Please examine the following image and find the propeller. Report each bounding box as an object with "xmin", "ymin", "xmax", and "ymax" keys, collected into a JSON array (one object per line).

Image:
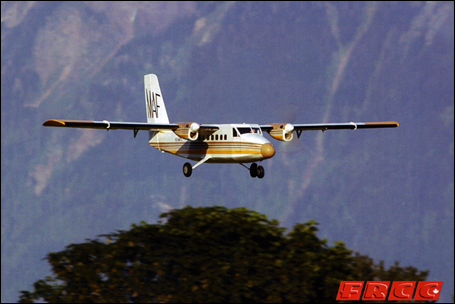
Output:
[{"xmin": 276, "ymin": 102, "xmax": 305, "ymax": 155}]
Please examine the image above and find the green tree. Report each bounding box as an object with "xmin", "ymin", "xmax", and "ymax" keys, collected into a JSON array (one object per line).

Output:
[{"xmin": 19, "ymin": 206, "xmax": 428, "ymax": 303}]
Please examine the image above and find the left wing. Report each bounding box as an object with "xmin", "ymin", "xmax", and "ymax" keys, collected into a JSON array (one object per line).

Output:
[
  {"xmin": 293, "ymin": 121, "xmax": 399, "ymax": 131},
  {"xmin": 260, "ymin": 121, "xmax": 399, "ymax": 132},
  {"xmin": 260, "ymin": 121, "xmax": 399, "ymax": 140}
]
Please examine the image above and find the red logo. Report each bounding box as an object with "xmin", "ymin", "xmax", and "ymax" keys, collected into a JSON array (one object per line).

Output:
[
  {"xmin": 362, "ymin": 281, "xmax": 390, "ymax": 301},
  {"xmin": 388, "ymin": 281, "xmax": 416, "ymax": 300},
  {"xmin": 336, "ymin": 281, "xmax": 364, "ymax": 301},
  {"xmin": 414, "ymin": 281, "xmax": 443, "ymax": 301},
  {"xmin": 336, "ymin": 281, "xmax": 443, "ymax": 301}
]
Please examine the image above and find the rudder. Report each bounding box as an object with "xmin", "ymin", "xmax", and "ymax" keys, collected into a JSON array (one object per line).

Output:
[{"xmin": 144, "ymin": 74, "xmax": 170, "ymax": 124}]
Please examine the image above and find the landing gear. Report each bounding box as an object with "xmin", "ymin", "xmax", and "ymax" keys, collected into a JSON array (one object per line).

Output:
[
  {"xmin": 182, "ymin": 156, "xmax": 212, "ymax": 177},
  {"xmin": 250, "ymin": 163, "xmax": 258, "ymax": 178},
  {"xmin": 249, "ymin": 163, "xmax": 264, "ymax": 179},
  {"xmin": 183, "ymin": 162, "xmax": 192, "ymax": 177},
  {"xmin": 184, "ymin": 160, "xmax": 265, "ymax": 178},
  {"xmin": 257, "ymin": 165, "xmax": 265, "ymax": 179}
]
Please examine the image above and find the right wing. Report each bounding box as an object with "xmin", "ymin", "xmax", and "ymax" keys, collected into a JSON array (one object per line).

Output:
[
  {"xmin": 43, "ymin": 119, "xmax": 178, "ymax": 131},
  {"xmin": 43, "ymin": 119, "xmax": 219, "ymax": 137},
  {"xmin": 43, "ymin": 119, "xmax": 178, "ymax": 138}
]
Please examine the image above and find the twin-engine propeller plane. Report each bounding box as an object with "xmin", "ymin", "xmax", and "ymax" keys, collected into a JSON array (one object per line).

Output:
[{"xmin": 43, "ymin": 74, "xmax": 398, "ymax": 178}]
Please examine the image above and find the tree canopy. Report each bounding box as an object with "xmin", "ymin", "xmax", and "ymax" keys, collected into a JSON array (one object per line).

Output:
[{"xmin": 19, "ymin": 206, "xmax": 429, "ymax": 303}]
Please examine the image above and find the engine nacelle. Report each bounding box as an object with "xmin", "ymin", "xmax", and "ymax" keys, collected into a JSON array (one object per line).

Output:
[
  {"xmin": 174, "ymin": 122, "xmax": 200, "ymax": 141},
  {"xmin": 268, "ymin": 123, "xmax": 294, "ymax": 141}
]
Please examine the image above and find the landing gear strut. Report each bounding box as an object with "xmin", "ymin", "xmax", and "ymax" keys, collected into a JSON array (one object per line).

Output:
[
  {"xmin": 249, "ymin": 163, "xmax": 264, "ymax": 179},
  {"xmin": 182, "ymin": 156, "xmax": 212, "ymax": 177}
]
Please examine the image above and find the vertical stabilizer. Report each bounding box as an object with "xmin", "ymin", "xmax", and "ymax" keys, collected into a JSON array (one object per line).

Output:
[{"xmin": 144, "ymin": 74, "xmax": 170, "ymax": 124}]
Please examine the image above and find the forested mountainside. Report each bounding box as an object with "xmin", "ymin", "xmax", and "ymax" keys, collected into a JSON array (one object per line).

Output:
[{"xmin": 1, "ymin": 2, "xmax": 453, "ymax": 302}]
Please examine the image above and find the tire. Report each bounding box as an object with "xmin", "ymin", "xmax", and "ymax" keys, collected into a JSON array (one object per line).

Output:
[
  {"xmin": 257, "ymin": 165, "xmax": 265, "ymax": 179},
  {"xmin": 250, "ymin": 163, "xmax": 258, "ymax": 178},
  {"xmin": 183, "ymin": 163, "xmax": 192, "ymax": 177}
]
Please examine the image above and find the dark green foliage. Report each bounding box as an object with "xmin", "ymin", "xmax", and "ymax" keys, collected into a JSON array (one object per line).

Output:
[{"xmin": 19, "ymin": 206, "xmax": 428, "ymax": 303}]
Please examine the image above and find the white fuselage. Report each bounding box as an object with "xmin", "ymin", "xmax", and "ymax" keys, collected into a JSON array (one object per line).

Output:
[{"xmin": 149, "ymin": 124, "xmax": 275, "ymax": 163}]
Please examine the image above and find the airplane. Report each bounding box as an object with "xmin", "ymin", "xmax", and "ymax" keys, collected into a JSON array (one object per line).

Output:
[{"xmin": 43, "ymin": 74, "xmax": 399, "ymax": 178}]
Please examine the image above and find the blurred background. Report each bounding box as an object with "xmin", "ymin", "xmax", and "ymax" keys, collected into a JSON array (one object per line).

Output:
[{"xmin": 1, "ymin": 1, "xmax": 453, "ymax": 302}]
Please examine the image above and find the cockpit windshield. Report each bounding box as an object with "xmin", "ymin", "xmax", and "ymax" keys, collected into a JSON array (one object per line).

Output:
[
  {"xmin": 236, "ymin": 126, "xmax": 262, "ymax": 135},
  {"xmin": 252, "ymin": 127, "xmax": 261, "ymax": 134},
  {"xmin": 237, "ymin": 127, "xmax": 252, "ymax": 134}
]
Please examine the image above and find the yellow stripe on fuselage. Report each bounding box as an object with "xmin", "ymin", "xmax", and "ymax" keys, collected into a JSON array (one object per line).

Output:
[
  {"xmin": 149, "ymin": 141, "xmax": 262, "ymax": 156},
  {"xmin": 166, "ymin": 149, "xmax": 261, "ymax": 155}
]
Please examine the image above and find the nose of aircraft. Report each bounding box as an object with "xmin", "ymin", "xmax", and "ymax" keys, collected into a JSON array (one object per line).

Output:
[{"xmin": 261, "ymin": 143, "xmax": 275, "ymax": 158}]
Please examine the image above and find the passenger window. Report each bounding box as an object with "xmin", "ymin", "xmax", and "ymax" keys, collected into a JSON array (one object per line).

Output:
[
  {"xmin": 224, "ymin": 134, "xmax": 227, "ymax": 140},
  {"xmin": 215, "ymin": 134, "xmax": 218, "ymax": 140}
]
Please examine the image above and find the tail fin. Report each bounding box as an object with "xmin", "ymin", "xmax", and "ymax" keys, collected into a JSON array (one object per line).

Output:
[{"xmin": 144, "ymin": 74, "xmax": 170, "ymax": 124}]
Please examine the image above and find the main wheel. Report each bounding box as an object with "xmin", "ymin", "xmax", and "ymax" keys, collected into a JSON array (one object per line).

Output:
[
  {"xmin": 257, "ymin": 165, "xmax": 265, "ymax": 179},
  {"xmin": 183, "ymin": 162, "xmax": 192, "ymax": 177},
  {"xmin": 250, "ymin": 163, "xmax": 258, "ymax": 178}
]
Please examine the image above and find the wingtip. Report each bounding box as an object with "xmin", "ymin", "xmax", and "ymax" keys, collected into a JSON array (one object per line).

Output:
[
  {"xmin": 364, "ymin": 121, "xmax": 400, "ymax": 128},
  {"xmin": 387, "ymin": 121, "xmax": 399, "ymax": 127},
  {"xmin": 43, "ymin": 119, "xmax": 65, "ymax": 127}
]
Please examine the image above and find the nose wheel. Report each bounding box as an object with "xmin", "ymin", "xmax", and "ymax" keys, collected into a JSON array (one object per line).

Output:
[{"xmin": 249, "ymin": 163, "xmax": 264, "ymax": 179}]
